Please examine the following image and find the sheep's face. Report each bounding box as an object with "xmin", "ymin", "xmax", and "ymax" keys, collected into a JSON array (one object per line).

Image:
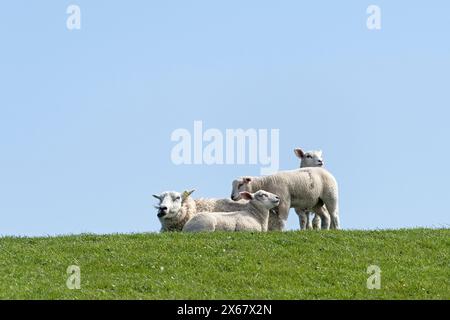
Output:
[
  {"xmin": 230, "ymin": 177, "xmax": 252, "ymax": 201},
  {"xmin": 294, "ymin": 148, "xmax": 324, "ymax": 168},
  {"xmin": 152, "ymin": 190, "xmax": 194, "ymax": 219},
  {"xmin": 153, "ymin": 191, "xmax": 183, "ymax": 219},
  {"xmin": 240, "ymin": 190, "xmax": 280, "ymax": 209}
]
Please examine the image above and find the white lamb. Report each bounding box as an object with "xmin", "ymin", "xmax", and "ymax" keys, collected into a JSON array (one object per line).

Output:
[
  {"xmin": 295, "ymin": 148, "xmax": 324, "ymax": 168},
  {"xmin": 153, "ymin": 190, "xmax": 251, "ymax": 232},
  {"xmin": 183, "ymin": 190, "xmax": 280, "ymax": 232},
  {"xmin": 230, "ymin": 167, "xmax": 340, "ymax": 231},
  {"xmin": 293, "ymin": 148, "xmax": 329, "ymax": 230}
]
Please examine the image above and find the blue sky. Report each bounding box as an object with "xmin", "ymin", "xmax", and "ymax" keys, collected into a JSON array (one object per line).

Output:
[{"xmin": 0, "ymin": 1, "xmax": 449, "ymax": 236}]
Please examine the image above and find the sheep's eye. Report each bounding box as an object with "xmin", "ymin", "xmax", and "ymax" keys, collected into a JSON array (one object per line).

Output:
[
  {"xmin": 261, "ymin": 194, "xmax": 268, "ymax": 198},
  {"xmin": 175, "ymin": 196, "xmax": 181, "ymax": 201},
  {"xmin": 306, "ymin": 155, "xmax": 312, "ymax": 158}
]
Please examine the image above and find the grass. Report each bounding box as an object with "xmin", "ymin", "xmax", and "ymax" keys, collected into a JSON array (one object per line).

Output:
[{"xmin": 0, "ymin": 228, "xmax": 449, "ymax": 299}]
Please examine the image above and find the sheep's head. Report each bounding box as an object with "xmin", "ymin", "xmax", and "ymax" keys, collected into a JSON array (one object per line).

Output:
[
  {"xmin": 152, "ymin": 190, "xmax": 195, "ymax": 219},
  {"xmin": 294, "ymin": 148, "xmax": 324, "ymax": 168},
  {"xmin": 230, "ymin": 177, "xmax": 252, "ymax": 201},
  {"xmin": 240, "ymin": 190, "xmax": 280, "ymax": 210}
]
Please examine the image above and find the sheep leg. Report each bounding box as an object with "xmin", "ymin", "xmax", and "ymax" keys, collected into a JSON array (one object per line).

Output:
[
  {"xmin": 306, "ymin": 211, "xmax": 314, "ymax": 230},
  {"xmin": 312, "ymin": 205, "xmax": 330, "ymax": 230},
  {"xmin": 268, "ymin": 208, "xmax": 282, "ymax": 231},
  {"xmin": 323, "ymin": 200, "xmax": 340, "ymax": 230},
  {"xmin": 268, "ymin": 214, "xmax": 285, "ymax": 231},
  {"xmin": 305, "ymin": 212, "xmax": 314, "ymax": 229},
  {"xmin": 319, "ymin": 206, "xmax": 330, "ymax": 229},
  {"xmin": 273, "ymin": 200, "xmax": 290, "ymax": 231},
  {"xmin": 312, "ymin": 213, "xmax": 322, "ymax": 230},
  {"xmin": 294, "ymin": 208, "xmax": 308, "ymax": 230}
]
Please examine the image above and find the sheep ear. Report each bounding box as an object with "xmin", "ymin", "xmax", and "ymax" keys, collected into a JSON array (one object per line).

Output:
[
  {"xmin": 182, "ymin": 189, "xmax": 195, "ymax": 201},
  {"xmin": 240, "ymin": 191, "xmax": 253, "ymax": 200},
  {"xmin": 243, "ymin": 177, "xmax": 252, "ymax": 184},
  {"xmin": 152, "ymin": 194, "xmax": 161, "ymax": 200},
  {"xmin": 294, "ymin": 148, "xmax": 305, "ymax": 159}
]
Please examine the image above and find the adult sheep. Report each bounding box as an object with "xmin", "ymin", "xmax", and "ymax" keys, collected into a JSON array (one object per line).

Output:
[
  {"xmin": 153, "ymin": 190, "xmax": 250, "ymax": 232},
  {"xmin": 153, "ymin": 190, "xmax": 197, "ymax": 232},
  {"xmin": 183, "ymin": 190, "xmax": 280, "ymax": 233},
  {"xmin": 230, "ymin": 167, "xmax": 340, "ymax": 231}
]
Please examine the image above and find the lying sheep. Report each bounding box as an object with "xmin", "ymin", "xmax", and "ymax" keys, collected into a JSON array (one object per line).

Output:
[
  {"xmin": 183, "ymin": 190, "xmax": 280, "ymax": 232},
  {"xmin": 231, "ymin": 167, "xmax": 340, "ymax": 231},
  {"xmin": 294, "ymin": 148, "xmax": 329, "ymax": 230},
  {"xmin": 153, "ymin": 190, "xmax": 252, "ymax": 232},
  {"xmin": 153, "ymin": 190, "xmax": 197, "ymax": 232},
  {"xmin": 194, "ymin": 197, "xmax": 250, "ymax": 213}
]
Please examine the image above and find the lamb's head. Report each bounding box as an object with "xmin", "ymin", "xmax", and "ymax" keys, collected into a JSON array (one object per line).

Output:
[
  {"xmin": 230, "ymin": 177, "xmax": 253, "ymax": 201},
  {"xmin": 240, "ymin": 190, "xmax": 280, "ymax": 210},
  {"xmin": 294, "ymin": 148, "xmax": 324, "ymax": 168},
  {"xmin": 152, "ymin": 190, "xmax": 195, "ymax": 220}
]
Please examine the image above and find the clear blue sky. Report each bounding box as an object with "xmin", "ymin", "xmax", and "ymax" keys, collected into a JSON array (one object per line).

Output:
[{"xmin": 1, "ymin": 1, "xmax": 449, "ymax": 236}]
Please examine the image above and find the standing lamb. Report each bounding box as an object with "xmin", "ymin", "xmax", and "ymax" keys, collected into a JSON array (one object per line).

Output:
[
  {"xmin": 153, "ymin": 190, "xmax": 252, "ymax": 232},
  {"xmin": 295, "ymin": 148, "xmax": 324, "ymax": 168},
  {"xmin": 293, "ymin": 148, "xmax": 329, "ymax": 230},
  {"xmin": 183, "ymin": 190, "xmax": 280, "ymax": 232},
  {"xmin": 230, "ymin": 167, "xmax": 340, "ymax": 231}
]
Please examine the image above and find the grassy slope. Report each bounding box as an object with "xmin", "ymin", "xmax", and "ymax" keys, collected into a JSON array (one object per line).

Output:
[{"xmin": 0, "ymin": 229, "xmax": 449, "ymax": 299}]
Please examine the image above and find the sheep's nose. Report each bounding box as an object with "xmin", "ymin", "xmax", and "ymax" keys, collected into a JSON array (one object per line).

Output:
[{"xmin": 160, "ymin": 205, "xmax": 168, "ymax": 212}]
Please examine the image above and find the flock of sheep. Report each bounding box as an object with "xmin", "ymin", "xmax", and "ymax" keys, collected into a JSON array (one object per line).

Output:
[{"xmin": 153, "ymin": 148, "xmax": 340, "ymax": 233}]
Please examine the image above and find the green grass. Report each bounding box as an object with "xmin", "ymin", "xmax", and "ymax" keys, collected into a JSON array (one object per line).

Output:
[{"xmin": 0, "ymin": 229, "xmax": 449, "ymax": 299}]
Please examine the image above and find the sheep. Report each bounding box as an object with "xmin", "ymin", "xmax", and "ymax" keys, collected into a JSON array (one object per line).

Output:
[
  {"xmin": 230, "ymin": 167, "xmax": 340, "ymax": 231},
  {"xmin": 153, "ymin": 190, "xmax": 197, "ymax": 232},
  {"xmin": 293, "ymin": 148, "xmax": 329, "ymax": 230},
  {"xmin": 295, "ymin": 148, "xmax": 324, "ymax": 168},
  {"xmin": 183, "ymin": 190, "xmax": 280, "ymax": 232},
  {"xmin": 194, "ymin": 198, "xmax": 250, "ymax": 213},
  {"xmin": 153, "ymin": 190, "xmax": 252, "ymax": 232}
]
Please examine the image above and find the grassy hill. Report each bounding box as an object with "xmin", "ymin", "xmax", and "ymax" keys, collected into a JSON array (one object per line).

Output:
[{"xmin": 0, "ymin": 229, "xmax": 448, "ymax": 299}]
